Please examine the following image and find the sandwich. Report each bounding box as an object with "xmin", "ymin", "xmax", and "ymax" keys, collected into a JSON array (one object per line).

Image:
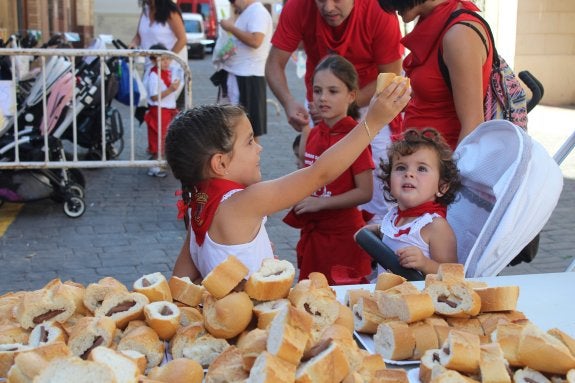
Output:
[
  {"xmin": 143, "ymin": 301, "xmax": 181, "ymax": 341},
  {"xmin": 245, "ymin": 258, "xmax": 295, "ymax": 301},
  {"xmin": 94, "ymin": 291, "xmax": 149, "ymax": 329},
  {"xmin": 133, "ymin": 272, "xmax": 173, "ymax": 303},
  {"xmin": 67, "ymin": 316, "xmax": 116, "ymax": 360}
]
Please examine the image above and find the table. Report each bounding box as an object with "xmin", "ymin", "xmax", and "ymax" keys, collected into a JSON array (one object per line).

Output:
[{"xmin": 332, "ymin": 272, "xmax": 575, "ymax": 350}]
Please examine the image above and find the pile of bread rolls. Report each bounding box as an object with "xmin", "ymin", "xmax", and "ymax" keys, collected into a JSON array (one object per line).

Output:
[
  {"xmin": 0, "ymin": 255, "xmax": 416, "ymax": 383},
  {"xmin": 347, "ymin": 263, "xmax": 575, "ymax": 383}
]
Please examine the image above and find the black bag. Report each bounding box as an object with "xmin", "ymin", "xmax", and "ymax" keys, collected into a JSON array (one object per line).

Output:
[{"xmin": 210, "ymin": 69, "xmax": 228, "ymax": 101}]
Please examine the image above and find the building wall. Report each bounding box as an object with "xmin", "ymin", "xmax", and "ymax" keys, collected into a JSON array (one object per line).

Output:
[
  {"xmin": 515, "ymin": 0, "xmax": 575, "ymax": 106},
  {"xmin": 93, "ymin": 0, "xmax": 139, "ymax": 45}
]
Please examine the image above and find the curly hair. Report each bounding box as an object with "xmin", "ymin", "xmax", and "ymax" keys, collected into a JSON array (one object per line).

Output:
[{"xmin": 378, "ymin": 128, "xmax": 461, "ymax": 206}]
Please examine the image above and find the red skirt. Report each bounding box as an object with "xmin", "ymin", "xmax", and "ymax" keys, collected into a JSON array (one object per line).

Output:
[{"xmin": 144, "ymin": 106, "xmax": 178, "ymax": 156}]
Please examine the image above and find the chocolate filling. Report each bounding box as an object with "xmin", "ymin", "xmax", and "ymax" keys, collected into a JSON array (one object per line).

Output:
[
  {"xmin": 438, "ymin": 295, "xmax": 459, "ymax": 308},
  {"xmin": 33, "ymin": 309, "xmax": 65, "ymax": 324},
  {"xmin": 80, "ymin": 336, "xmax": 104, "ymax": 359},
  {"xmin": 40, "ymin": 325, "xmax": 49, "ymax": 343},
  {"xmin": 304, "ymin": 303, "xmax": 321, "ymax": 316},
  {"xmin": 142, "ymin": 278, "xmax": 151, "ymax": 287},
  {"xmin": 160, "ymin": 305, "xmax": 173, "ymax": 316},
  {"xmin": 105, "ymin": 300, "xmax": 137, "ymax": 316}
]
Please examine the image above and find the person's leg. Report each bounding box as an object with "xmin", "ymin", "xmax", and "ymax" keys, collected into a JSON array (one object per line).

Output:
[{"xmin": 237, "ymin": 76, "xmax": 267, "ymax": 140}]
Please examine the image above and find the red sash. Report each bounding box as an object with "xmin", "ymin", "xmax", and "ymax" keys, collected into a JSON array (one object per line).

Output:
[
  {"xmin": 151, "ymin": 65, "xmax": 172, "ymax": 88},
  {"xmin": 396, "ymin": 201, "xmax": 447, "ymax": 225}
]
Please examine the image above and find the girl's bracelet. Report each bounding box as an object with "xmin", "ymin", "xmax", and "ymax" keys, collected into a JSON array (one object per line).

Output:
[{"xmin": 363, "ymin": 120, "xmax": 371, "ymax": 139}]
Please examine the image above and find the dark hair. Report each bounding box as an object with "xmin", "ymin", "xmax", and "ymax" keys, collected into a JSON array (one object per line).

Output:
[
  {"xmin": 379, "ymin": 128, "xmax": 461, "ymax": 206},
  {"xmin": 152, "ymin": 0, "xmax": 183, "ymax": 24},
  {"xmin": 312, "ymin": 55, "xmax": 360, "ymax": 120},
  {"xmin": 377, "ymin": 0, "xmax": 426, "ymax": 14},
  {"xmin": 149, "ymin": 43, "xmax": 168, "ymax": 60},
  {"xmin": 292, "ymin": 134, "xmax": 301, "ymax": 151},
  {"xmin": 166, "ymin": 104, "xmax": 245, "ymax": 191}
]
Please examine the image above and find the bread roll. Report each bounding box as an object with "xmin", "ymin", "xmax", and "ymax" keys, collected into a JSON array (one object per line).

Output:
[
  {"xmin": 143, "ymin": 301, "xmax": 181, "ymax": 340},
  {"xmin": 548, "ymin": 328, "xmax": 575, "ymax": 357},
  {"xmin": 133, "ymin": 272, "xmax": 172, "ymax": 303},
  {"xmin": 517, "ymin": 324, "xmax": 575, "ymax": 375},
  {"xmin": 119, "ymin": 349, "xmax": 147, "ymax": 374},
  {"xmin": 318, "ymin": 324, "xmax": 363, "ymax": 372},
  {"xmin": 334, "ymin": 302, "xmax": 355, "ymax": 334},
  {"xmin": 201, "ymin": 255, "xmax": 249, "ymax": 299},
  {"xmin": 48, "ymin": 279, "xmax": 90, "ymax": 316},
  {"xmin": 179, "ymin": 306, "xmax": 203, "ymax": 327},
  {"xmin": 353, "ymin": 296, "xmax": 384, "ymax": 334},
  {"xmin": 429, "ymin": 365, "xmax": 480, "ymax": 383},
  {"xmin": 513, "ymin": 367, "xmax": 551, "ymax": 383},
  {"xmin": 355, "ymin": 353, "xmax": 387, "ymax": 381},
  {"xmin": 67, "ymin": 316, "xmax": 116, "ymax": 360},
  {"xmin": 0, "ymin": 343, "xmax": 30, "ymax": 378},
  {"xmin": 0, "ymin": 323, "xmax": 30, "ymax": 345},
  {"xmin": 169, "ymin": 323, "xmax": 207, "ymax": 359},
  {"xmin": 88, "ymin": 346, "xmax": 139, "ymax": 383},
  {"xmin": 410, "ymin": 321, "xmax": 439, "ymax": 360},
  {"xmin": 116, "ymin": 325, "xmax": 165, "ymax": 369},
  {"xmin": 375, "ymin": 73, "xmax": 398, "ymax": 94},
  {"xmin": 168, "ymin": 276, "xmax": 203, "ymax": 307},
  {"xmin": 32, "ymin": 356, "xmax": 116, "ymax": 383},
  {"xmin": 419, "ymin": 349, "xmax": 443, "ymax": 383},
  {"xmin": 437, "ymin": 263, "xmax": 465, "ymax": 283},
  {"xmin": 253, "ymin": 299, "xmax": 290, "ymax": 330},
  {"xmin": 377, "ymin": 292, "xmax": 435, "ymax": 323},
  {"xmin": 289, "ymin": 285, "xmax": 340, "ymax": 333},
  {"xmin": 95, "ymin": 291, "xmax": 149, "ymax": 330},
  {"xmin": 83, "ymin": 276, "xmax": 129, "ymax": 313},
  {"xmin": 181, "ymin": 334, "xmax": 230, "ymax": 368},
  {"xmin": 373, "ymin": 321, "xmax": 416, "ymax": 361},
  {"xmin": 245, "ymin": 258, "xmax": 295, "ymax": 301},
  {"xmin": 147, "ymin": 357, "xmax": 204, "ymax": 383},
  {"xmin": 295, "ymin": 340, "xmax": 350, "ymax": 383},
  {"xmin": 7, "ymin": 344, "xmax": 64, "ymax": 383},
  {"xmin": 380, "ymin": 281, "xmax": 420, "ymax": 296},
  {"xmin": 445, "ymin": 317, "xmax": 485, "ymax": 337},
  {"xmin": 237, "ymin": 328, "xmax": 268, "ymax": 370},
  {"xmin": 15, "ymin": 283, "xmax": 76, "ymax": 329},
  {"xmin": 438, "ymin": 329, "xmax": 480, "ymax": 373},
  {"xmin": 479, "ymin": 343, "xmax": 512, "ymax": 383},
  {"xmin": 343, "ymin": 288, "xmax": 372, "ymax": 309},
  {"xmin": 247, "ymin": 350, "xmax": 296, "ymax": 383},
  {"xmin": 567, "ymin": 369, "xmax": 575, "ymax": 383},
  {"xmin": 495, "ymin": 322, "xmax": 526, "ymax": 367},
  {"xmin": 373, "ymin": 368, "xmax": 410, "ymax": 383},
  {"xmin": 204, "ymin": 346, "xmax": 249, "ymax": 383},
  {"xmin": 28, "ymin": 321, "xmax": 67, "ymax": 347},
  {"xmin": 375, "ymin": 273, "xmax": 407, "ymax": 291},
  {"xmin": 267, "ymin": 305, "xmax": 313, "ymax": 365},
  {"xmin": 475, "ymin": 285, "xmax": 519, "ymax": 312},
  {"xmin": 425, "ymin": 281, "xmax": 481, "ymax": 318},
  {"xmin": 203, "ymin": 291, "xmax": 253, "ymax": 339}
]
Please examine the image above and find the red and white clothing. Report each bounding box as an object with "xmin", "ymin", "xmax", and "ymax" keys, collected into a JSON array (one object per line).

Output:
[
  {"xmin": 378, "ymin": 206, "xmax": 441, "ymax": 274},
  {"xmin": 188, "ymin": 189, "xmax": 274, "ymax": 277},
  {"xmin": 144, "ymin": 66, "xmax": 178, "ymax": 155},
  {"xmin": 271, "ymin": 0, "xmax": 403, "ymax": 103},
  {"xmin": 283, "ymin": 117, "xmax": 374, "ymax": 285},
  {"xmin": 401, "ymin": 0, "xmax": 493, "ymax": 150}
]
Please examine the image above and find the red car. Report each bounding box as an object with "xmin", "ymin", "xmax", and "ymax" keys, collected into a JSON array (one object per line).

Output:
[{"xmin": 177, "ymin": 0, "xmax": 218, "ymax": 51}]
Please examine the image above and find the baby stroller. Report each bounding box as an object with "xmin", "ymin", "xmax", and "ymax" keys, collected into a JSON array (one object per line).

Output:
[{"xmin": 356, "ymin": 72, "xmax": 564, "ymax": 279}]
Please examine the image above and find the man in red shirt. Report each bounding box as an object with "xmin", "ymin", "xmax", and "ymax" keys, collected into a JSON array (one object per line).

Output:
[{"xmin": 265, "ymin": 0, "xmax": 404, "ymax": 221}]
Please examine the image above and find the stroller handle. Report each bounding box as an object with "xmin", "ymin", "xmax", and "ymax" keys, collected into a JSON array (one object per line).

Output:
[
  {"xmin": 519, "ymin": 70, "xmax": 544, "ymax": 113},
  {"xmin": 355, "ymin": 228, "xmax": 425, "ymax": 281}
]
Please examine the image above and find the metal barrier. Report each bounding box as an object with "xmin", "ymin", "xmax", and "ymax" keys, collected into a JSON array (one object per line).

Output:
[{"xmin": 0, "ymin": 47, "xmax": 192, "ymax": 170}]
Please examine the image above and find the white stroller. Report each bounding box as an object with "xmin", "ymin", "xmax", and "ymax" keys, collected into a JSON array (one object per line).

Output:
[{"xmin": 356, "ymin": 119, "xmax": 563, "ymax": 279}]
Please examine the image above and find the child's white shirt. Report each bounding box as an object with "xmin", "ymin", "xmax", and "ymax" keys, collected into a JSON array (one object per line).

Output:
[{"xmin": 145, "ymin": 68, "xmax": 177, "ymax": 108}]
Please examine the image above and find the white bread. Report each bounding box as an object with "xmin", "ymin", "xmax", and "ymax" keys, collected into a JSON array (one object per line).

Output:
[
  {"xmin": 318, "ymin": 324, "xmax": 363, "ymax": 372},
  {"xmin": 356, "ymin": 352, "xmax": 387, "ymax": 377},
  {"xmin": 44, "ymin": 279, "xmax": 89, "ymax": 316},
  {"xmin": 513, "ymin": 367, "xmax": 551, "ymax": 383},
  {"xmin": 334, "ymin": 302, "xmax": 355, "ymax": 334},
  {"xmin": 181, "ymin": 333, "xmax": 230, "ymax": 368},
  {"xmin": 60, "ymin": 312, "xmax": 87, "ymax": 336},
  {"xmin": 375, "ymin": 73, "xmax": 410, "ymax": 95},
  {"xmin": 517, "ymin": 324, "xmax": 575, "ymax": 375},
  {"xmin": 95, "ymin": 291, "xmax": 149, "ymax": 329},
  {"xmin": 381, "ymin": 281, "xmax": 420, "ymax": 296},
  {"xmin": 119, "ymin": 349, "xmax": 147, "ymax": 374},
  {"xmin": 237, "ymin": 328, "xmax": 268, "ymax": 370},
  {"xmin": 123, "ymin": 319, "xmax": 147, "ymax": 335},
  {"xmin": 419, "ymin": 349, "xmax": 443, "ymax": 383},
  {"xmin": 375, "ymin": 273, "xmax": 407, "ymax": 291},
  {"xmin": 437, "ymin": 263, "xmax": 465, "ymax": 284},
  {"xmin": 133, "ymin": 272, "xmax": 172, "ymax": 303},
  {"xmin": 204, "ymin": 345, "xmax": 249, "ymax": 383},
  {"xmin": 32, "ymin": 356, "xmax": 116, "ymax": 383},
  {"xmin": 267, "ymin": 305, "xmax": 313, "ymax": 365},
  {"xmin": 567, "ymin": 369, "xmax": 575, "ymax": 383},
  {"xmin": 247, "ymin": 350, "xmax": 297, "ymax": 383},
  {"xmin": 253, "ymin": 299, "xmax": 290, "ymax": 330},
  {"xmin": 245, "ymin": 258, "xmax": 295, "ymax": 301},
  {"xmin": 169, "ymin": 323, "xmax": 207, "ymax": 359},
  {"xmin": 168, "ymin": 276, "xmax": 203, "ymax": 307},
  {"xmin": 424, "ymin": 281, "xmax": 481, "ymax": 318},
  {"xmin": 0, "ymin": 292, "xmax": 24, "ymax": 326},
  {"xmin": 479, "ymin": 343, "xmax": 512, "ymax": 383},
  {"xmin": 201, "ymin": 255, "xmax": 249, "ymax": 299},
  {"xmin": 376, "ymin": 292, "xmax": 435, "ymax": 323},
  {"xmin": 88, "ymin": 346, "xmax": 139, "ymax": 383},
  {"xmin": 203, "ymin": 291, "xmax": 253, "ymax": 339},
  {"xmin": 474, "ymin": 285, "xmax": 519, "ymax": 312},
  {"xmin": 83, "ymin": 277, "xmax": 129, "ymax": 313},
  {"xmin": 178, "ymin": 306, "xmax": 203, "ymax": 327},
  {"xmin": 147, "ymin": 357, "xmax": 204, "ymax": 383},
  {"xmin": 343, "ymin": 288, "xmax": 372, "ymax": 309},
  {"xmin": 295, "ymin": 340, "xmax": 350, "ymax": 383},
  {"xmin": 373, "ymin": 368, "xmax": 410, "ymax": 383},
  {"xmin": 28, "ymin": 321, "xmax": 67, "ymax": 347},
  {"xmin": 410, "ymin": 321, "xmax": 439, "ymax": 360},
  {"xmin": 353, "ymin": 296, "xmax": 386, "ymax": 334},
  {"xmin": 67, "ymin": 316, "xmax": 116, "ymax": 359},
  {"xmin": 429, "ymin": 365, "xmax": 480, "ymax": 383},
  {"xmin": 548, "ymin": 328, "xmax": 575, "ymax": 357},
  {"xmin": 5, "ymin": 341, "xmax": 70, "ymax": 382},
  {"xmin": 143, "ymin": 301, "xmax": 181, "ymax": 340},
  {"xmin": 445, "ymin": 317, "xmax": 485, "ymax": 337},
  {"xmin": 495, "ymin": 322, "xmax": 526, "ymax": 367},
  {"xmin": 116, "ymin": 325, "xmax": 165, "ymax": 369},
  {"xmin": 0, "ymin": 323, "xmax": 30, "ymax": 345},
  {"xmin": 288, "ymin": 283, "xmax": 340, "ymax": 333},
  {"xmin": 0, "ymin": 343, "xmax": 31, "ymax": 378},
  {"xmin": 438, "ymin": 329, "xmax": 481, "ymax": 373},
  {"xmin": 373, "ymin": 321, "xmax": 416, "ymax": 361},
  {"xmin": 15, "ymin": 283, "xmax": 76, "ymax": 329}
]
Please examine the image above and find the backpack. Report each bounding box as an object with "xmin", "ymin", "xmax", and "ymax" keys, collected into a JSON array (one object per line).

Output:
[{"xmin": 438, "ymin": 9, "xmax": 528, "ymax": 130}]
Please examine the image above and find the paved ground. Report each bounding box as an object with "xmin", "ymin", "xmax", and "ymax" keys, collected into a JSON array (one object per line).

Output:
[{"xmin": 0, "ymin": 55, "xmax": 573, "ymax": 295}]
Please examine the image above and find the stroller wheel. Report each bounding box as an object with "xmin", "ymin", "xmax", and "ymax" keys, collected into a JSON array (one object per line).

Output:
[
  {"xmin": 69, "ymin": 183, "xmax": 85, "ymax": 199},
  {"xmin": 64, "ymin": 196, "xmax": 86, "ymax": 218}
]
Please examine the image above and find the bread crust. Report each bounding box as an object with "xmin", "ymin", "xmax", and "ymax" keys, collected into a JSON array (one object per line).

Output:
[
  {"xmin": 245, "ymin": 258, "xmax": 295, "ymax": 301},
  {"xmin": 410, "ymin": 321, "xmax": 439, "ymax": 360},
  {"xmin": 15, "ymin": 283, "xmax": 76, "ymax": 329},
  {"xmin": 375, "ymin": 73, "xmax": 398, "ymax": 94},
  {"xmin": 253, "ymin": 299, "xmax": 290, "ymax": 330},
  {"xmin": 205, "ymin": 345, "xmax": 249, "ymax": 383},
  {"xmin": 133, "ymin": 272, "xmax": 173, "ymax": 303},
  {"xmin": 295, "ymin": 341, "xmax": 350, "ymax": 383},
  {"xmin": 95, "ymin": 291, "xmax": 149, "ymax": 330},
  {"xmin": 144, "ymin": 301, "xmax": 181, "ymax": 340},
  {"xmin": 237, "ymin": 328, "xmax": 268, "ymax": 370},
  {"xmin": 201, "ymin": 255, "xmax": 249, "ymax": 299},
  {"xmin": 377, "ymin": 292, "xmax": 435, "ymax": 323},
  {"xmin": 116, "ymin": 325, "xmax": 165, "ymax": 369},
  {"xmin": 373, "ymin": 321, "xmax": 416, "ymax": 361},
  {"xmin": 67, "ymin": 316, "xmax": 116, "ymax": 359},
  {"xmin": 148, "ymin": 357, "xmax": 204, "ymax": 383},
  {"xmin": 83, "ymin": 277, "xmax": 128, "ymax": 314},
  {"xmin": 203, "ymin": 291, "xmax": 253, "ymax": 339},
  {"xmin": 248, "ymin": 350, "xmax": 297, "ymax": 383},
  {"xmin": 517, "ymin": 324, "xmax": 575, "ymax": 375},
  {"xmin": 479, "ymin": 343, "xmax": 512, "ymax": 383},
  {"xmin": 425, "ymin": 282, "xmax": 481, "ymax": 318},
  {"xmin": 475, "ymin": 286, "xmax": 519, "ymax": 312},
  {"xmin": 438, "ymin": 329, "xmax": 481, "ymax": 373},
  {"xmin": 267, "ymin": 305, "xmax": 313, "ymax": 365},
  {"xmin": 168, "ymin": 276, "xmax": 203, "ymax": 307},
  {"xmin": 375, "ymin": 273, "xmax": 407, "ymax": 292}
]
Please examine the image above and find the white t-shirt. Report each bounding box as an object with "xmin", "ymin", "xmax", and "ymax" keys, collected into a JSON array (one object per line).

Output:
[
  {"xmin": 138, "ymin": 6, "xmax": 188, "ymax": 64},
  {"xmin": 146, "ymin": 69, "xmax": 177, "ymax": 109},
  {"xmin": 223, "ymin": 2, "xmax": 272, "ymax": 77}
]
